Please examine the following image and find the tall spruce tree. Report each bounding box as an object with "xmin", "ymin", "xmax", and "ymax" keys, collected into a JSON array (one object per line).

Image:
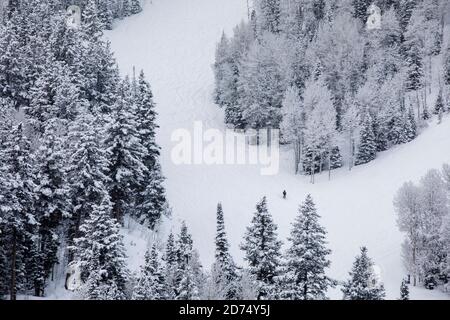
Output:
[
  {"xmin": 133, "ymin": 71, "xmax": 168, "ymax": 228},
  {"xmin": 67, "ymin": 112, "xmax": 110, "ymax": 240},
  {"xmin": 130, "ymin": 0, "xmax": 142, "ymax": 15},
  {"xmin": 175, "ymin": 222, "xmax": 201, "ymax": 300},
  {"xmin": 105, "ymin": 78, "xmax": 147, "ymax": 223},
  {"xmin": 82, "ymin": 0, "xmax": 103, "ymax": 40},
  {"xmin": 164, "ymin": 232, "xmax": 178, "ymax": 299},
  {"xmin": 434, "ymin": 89, "xmax": 444, "ymax": 115},
  {"xmin": 0, "ymin": 123, "xmax": 37, "ymax": 300},
  {"xmin": 281, "ymin": 195, "xmax": 335, "ymax": 300},
  {"xmin": 400, "ymin": 279, "xmax": 409, "ymax": 300},
  {"xmin": 352, "ymin": 0, "xmax": 372, "ymax": 24},
  {"xmin": 342, "ymin": 247, "xmax": 386, "ymax": 300},
  {"xmin": 240, "ymin": 197, "xmax": 282, "ymax": 299},
  {"xmin": 355, "ymin": 112, "xmax": 377, "ymax": 166},
  {"xmin": 132, "ymin": 245, "xmax": 167, "ymax": 300},
  {"xmin": 32, "ymin": 119, "xmax": 70, "ymax": 296},
  {"xmin": 215, "ymin": 203, "xmax": 238, "ymax": 299},
  {"xmin": 445, "ymin": 44, "xmax": 450, "ymax": 86},
  {"xmin": 255, "ymin": 0, "xmax": 281, "ymax": 33},
  {"xmin": 70, "ymin": 198, "xmax": 129, "ymax": 300}
]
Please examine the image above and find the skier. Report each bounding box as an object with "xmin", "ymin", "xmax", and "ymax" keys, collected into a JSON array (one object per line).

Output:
[{"xmin": 283, "ymin": 190, "xmax": 287, "ymax": 199}]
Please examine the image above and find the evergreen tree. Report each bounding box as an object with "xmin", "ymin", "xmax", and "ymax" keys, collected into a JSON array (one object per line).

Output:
[
  {"xmin": 422, "ymin": 102, "xmax": 430, "ymax": 120},
  {"xmin": 215, "ymin": 203, "xmax": 238, "ymax": 299},
  {"xmin": 0, "ymin": 123, "xmax": 37, "ymax": 300},
  {"xmin": 82, "ymin": 0, "xmax": 103, "ymax": 40},
  {"xmin": 400, "ymin": 279, "xmax": 409, "ymax": 300},
  {"xmin": 352, "ymin": 0, "xmax": 372, "ymax": 24},
  {"xmin": 342, "ymin": 247, "xmax": 386, "ymax": 300},
  {"xmin": 105, "ymin": 78, "xmax": 147, "ymax": 222},
  {"xmin": 445, "ymin": 44, "xmax": 450, "ymax": 86},
  {"xmin": 67, "ymin": 112, "xmax": 110, "ymax": 240},
  {"xmin": 132, "ymin": 245, "xmax": 167, "ymax": 300},
  {"xmin": 133, "ymin": 71, "xmax": 168, "ymax": 228},
  {"xmin": 97, "ymin": 0, "xmax": 114, "ymax": 30},
  {"xmin": 281, "ymin": 195, "xmax": 335, "ymax": 300},
  {"xmin": 163, "ymin": 232, "xmax": 178, "ymax": 299},
  {"xmin": 405, "ymin": 107, "xmax": 417, "ymax": 142},
  {"xmin": 70, "ymin": 198, "xmax": 129, "ymax": 300},
  {"xmin": 434, "ymin": 89, "xmax": 444, "ymax": 115},
  {"xmin": 121, "ymin": 0, "xmax": 131, "ymax": 18},
  {"xmin": 404, "ymin": 38, "xmax": 424, "ymax": 92},
  {"xmin": 130, "ymin": 0, "xmax": 142, "ymax": 15},
  {"xmin": 32, "ymin": 119, "xmax": 70, "ymax": 296},
  {"xmin": 330, "ymin": 146, "xmax": 343, "ymax": 170},
  {"xmin": 355, "ymin": 112, "xmax": 377, "ymax": 166},
  {"xmin": 255, "ymin": 0, "xmax": 281, "ymax": 33},
  {"xmin": 175, "ymin": 222, "xmax": 201, "ymax": 300},
  {"xmin": 397, "ymin": 0, "xmax": 418, "ymax": 31},
  {"xmin": 240, "ymin": 197, "xmax": 282, "ymax": 299},
  {"xmin": 85, "ymin": 41, "xmax": 120, "ymax": 115}
]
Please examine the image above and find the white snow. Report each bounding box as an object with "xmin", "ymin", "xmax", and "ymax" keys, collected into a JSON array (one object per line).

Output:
[{"xmin": 105, "ymin": 0, "xmax": 450, "ymax": 300}]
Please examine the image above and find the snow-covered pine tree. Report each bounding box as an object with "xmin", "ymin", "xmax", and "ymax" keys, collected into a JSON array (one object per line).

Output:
[
  {"xmin": 105, "ymin": 78, "xmax": 147, "ymax": 223},
  {"xmin": 400, "ymin": 279, "xmax": 409, "ymax": 300},
  {"xmin": 133, "ymin": 71, "xmax": 168, "ymax": 228},
  {"xmin": 405, "ymin": 107, "xmax": 417, "ymax": 142},
  {"xmin": 404, "ymin": 36, "xmax": 424, "ymax": 93},
  {"xmin": 240, "ymin": 197, "xmax": 282, "ymax": 299},
  {"xmin": 445, "ymin": 43, "xmax": 450, "ymax": 86},
  {"xmin": 82, "ymin": 0, "xmax": 103, "ymax": 40},
  {"xmin": 163, "ymin": 232, "xmax": 178, "ymax": 299},
  {"xmin": 32, "ymin": 119, "xmax": 70, "ymax": 296},
  {"xmin": 330, "ymin": 146, "xmax": 343, "ymax": 170},
  {"xmin": 397, "ymin": 0, "xmax": 418, "ymax": 31},
  {"xmin": 70, "ymin": 197, "xmax": 129, "ymax": 300},
  {"xmin": 434, "ymin": 89, "xmax": 444, "ymax": 115},
  {"xmin": 355, "ymin": 112, "xmax": 377, "ymax": 166},
  {"xmin": 255, "ymin": 0, "xmax": 281, "ymax": 34},
  {"xmin": 0, "ymin": 123, "xmax": 37, "ymax": 300},
  {"xmin": 0, "ymin": 9, "xmax": 26, "ymax": 109},
  {"xmin": 352, "ymin": 0, "xmax": 372, "ymax": 24},
  {"xmin": 67, "ymin": 112, "xmax": 110, "ymax": 240},
  {"xmin": 85, "ymin": 41, "xmax": 121, "ymax": 115},
  {"xmin": 121, "ymin": 0, "xmax": 132, "ymax": 18},
  {"xmin": 132, "ymin": 245, "xmax": 167, "ymax": 300},
  {"xmin": 130, "ymin": 0, "xmax": 142, "ymax": 15},
  {"xmin": 214, "ymin": 32, "xmax": 231, "ymax": 107},
  {"xmin": 175, "ymin": 222, "xmax": 201, "ymax": 300},
  {"xmin": 281, "ymin": 195, "xmax": 335, "ymax": 300},
  {"xmin": 97, "ymin": 0, "xmax": 114, "ymax": 30},
  {"xmin": 342, "ymin": 247, "xmax": 386, "ymax": 300},
  {"xmin": 214, "ymin": 203, "xmax": 238, "ymax": 299}
]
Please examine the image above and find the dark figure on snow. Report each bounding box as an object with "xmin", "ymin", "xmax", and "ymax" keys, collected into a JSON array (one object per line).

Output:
[{"xmin": 283, "ymin": 190, "xmax": 287, "ymax": 199}]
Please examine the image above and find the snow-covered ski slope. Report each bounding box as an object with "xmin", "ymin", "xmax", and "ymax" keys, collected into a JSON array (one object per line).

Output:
[{"xmin": 105, "ymin": 0, "xmax": 450, "ymax": 299}]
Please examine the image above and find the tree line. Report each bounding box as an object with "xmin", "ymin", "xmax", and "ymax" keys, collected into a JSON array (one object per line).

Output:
[{"xmin": 126, "ymin": 195, "xmax": 388, "ymax": 301}]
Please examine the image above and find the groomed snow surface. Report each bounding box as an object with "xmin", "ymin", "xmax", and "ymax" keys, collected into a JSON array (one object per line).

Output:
[{"xmin": 104, "ymin": 0, "xmax": 450, "ymax": 300}]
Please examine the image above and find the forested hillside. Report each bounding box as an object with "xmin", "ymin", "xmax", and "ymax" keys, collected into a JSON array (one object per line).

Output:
[
  {"xmin": 0, "ymin": 0, "xmax": 168, "ymax": 299},
  {"xmin": 214, "ymin": 0, "xmax": 450, "ymax": 178}
]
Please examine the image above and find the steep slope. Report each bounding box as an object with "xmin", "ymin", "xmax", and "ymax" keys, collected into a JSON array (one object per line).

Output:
[{"xmin": 105, "ymin": 0, "xmax": 450, "ymax": 299}]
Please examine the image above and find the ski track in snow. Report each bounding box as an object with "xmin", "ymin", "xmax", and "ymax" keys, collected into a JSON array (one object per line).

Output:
[{"xmin": 105, "ymin": 0, "xmax": 450, "ymax": 300}]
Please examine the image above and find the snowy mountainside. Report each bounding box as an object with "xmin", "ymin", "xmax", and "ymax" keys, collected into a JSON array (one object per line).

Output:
[{"xmin": 105, "ymin": 0, "xmax": 450, "ymax": 299}]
